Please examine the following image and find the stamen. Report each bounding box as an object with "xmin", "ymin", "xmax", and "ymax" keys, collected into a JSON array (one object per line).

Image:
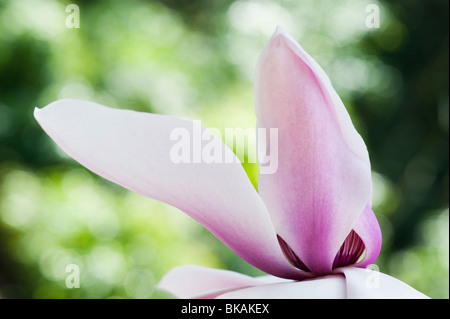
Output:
[
  {"xmin": 277, "ymin": 231, "xmax": 366, "ymax": 274},
  {"xmin": 332, "ymin": 230, "xmax": 366, "ymax": 269},
  {"xmin": 277, "ymin": 235, "xmax": 310, "ymax": 272}
]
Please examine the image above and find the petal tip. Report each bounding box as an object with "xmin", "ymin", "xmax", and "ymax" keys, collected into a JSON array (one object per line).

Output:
[
  {"xmin": 33, "ymin": 107, "xmax": 42, "ymax": 119},
  {"xmin": 273, "ymin": 25, "xmax": 286, "ymax": 36},
  {"xmin": 271, "ymin": 25, "xmax": 294, "ymax": 44}
]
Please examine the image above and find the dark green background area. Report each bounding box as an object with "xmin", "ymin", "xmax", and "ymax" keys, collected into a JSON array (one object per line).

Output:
[{"xmin": 0, "ymin": 0, "xmax": 448, "ymax": 298}]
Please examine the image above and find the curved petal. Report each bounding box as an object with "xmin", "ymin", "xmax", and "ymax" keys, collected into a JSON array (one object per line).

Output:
[
  {"xmin": 217, "ymin": 268, "xmax": 429, "ymax": 299},
  {"xmin": 217, "ymin": 275, "xmax": 346, "ymax": 299},
  {"xmin": 255, "ymin": 27, "xmax": 372, "ymax": 274},
  {"xmin": 337, "ymin": 267, "xmax": 429, "ymax": 299},
  {"xmin": 34, "ymin": 99, "xmax": 303, "ymax": 279},
  {"xmin": 353, "ymin": 205, "xmax": 382, "ymax": 268},
  {"xmin": 157, "ymin": 265, "xmax": 274, "ymax": 299}
]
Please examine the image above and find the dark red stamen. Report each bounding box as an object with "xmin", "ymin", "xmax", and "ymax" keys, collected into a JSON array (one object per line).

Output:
[
  {"xmin": 277, "ymin": 230, "xmax": 366, "ymax": 274},
  {"xmin": 277, "ymin": 235, "xmax": 310, "ymax": 272},
  {"xmin": 332, "ymin": 230, "xmax": 366, "ymax": 269}
]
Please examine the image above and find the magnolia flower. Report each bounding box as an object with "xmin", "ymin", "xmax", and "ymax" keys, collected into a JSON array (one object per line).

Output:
[{"xmin": 34, "ymin": 27, "xmax": 428, "ymax": 299}]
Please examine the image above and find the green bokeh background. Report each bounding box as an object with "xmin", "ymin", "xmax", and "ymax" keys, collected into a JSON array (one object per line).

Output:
[{"xmin": 0, "ymin": 0, "xmax": 448, "ymax": 298}]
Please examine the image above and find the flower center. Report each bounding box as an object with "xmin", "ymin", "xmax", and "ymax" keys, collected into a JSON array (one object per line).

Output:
[{"xmin": 277, "ymin": 230, "xmax": 366, "ymax": 273}]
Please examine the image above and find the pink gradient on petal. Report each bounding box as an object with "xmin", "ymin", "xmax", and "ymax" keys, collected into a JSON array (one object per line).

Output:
[
  {"xmin": 255, "ymin": 28, "xmax": 372, "ymax": 274},
  {"xmin": 34, "ymin": 100, "xmax": 303, "ymax": 279},
  {"xmin": 352, "ymin": 204, "xmax": 382, "ymax": 268}
]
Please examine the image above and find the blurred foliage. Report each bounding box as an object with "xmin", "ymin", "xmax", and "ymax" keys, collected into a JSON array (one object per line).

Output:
[{"xmin": 0, "ymin": 0, "xmax": 448, "ymax": 298}]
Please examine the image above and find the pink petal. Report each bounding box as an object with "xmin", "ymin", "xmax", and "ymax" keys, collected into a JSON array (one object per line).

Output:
[
  {"xmin": 157, "ymin": 265, "xmax": 277, "ymax": 298},
  {"xmin": 217, "ymin": 275, "xmax": 346, "ymax": 299},
  {"xmin": 34, "ymin": 99, "xmax": 303, "ymax": 279},
  {"xmin": 255, "ymin": 27, "xmax": 372, "ymax": 275},
  {"xmin": 337, "ymin": 267, "xmax": 429, "ymax": 299},
  {"xmin": 352, "ymin": 204, "xmax": 382, "ymax": 268}
]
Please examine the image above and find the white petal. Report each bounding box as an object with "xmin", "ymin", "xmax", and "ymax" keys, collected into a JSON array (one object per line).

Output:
[
  {"xmin": 216, "ymin": 275, "xmax": 346, "ymax": 299},
  {"xmin": 336, "ymin": 267, "xmax": 430, "ymax": 299},
  {"xmin": 157, "ymin": 265, "xmax": 272, "ymax": 299}
]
